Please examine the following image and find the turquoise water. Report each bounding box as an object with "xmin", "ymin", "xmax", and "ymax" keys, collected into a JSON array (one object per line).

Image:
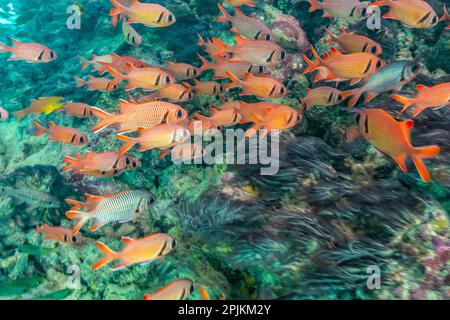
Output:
[{"xmin": 0, "ymin": 0, "xmax": 448, "ymax": 300}]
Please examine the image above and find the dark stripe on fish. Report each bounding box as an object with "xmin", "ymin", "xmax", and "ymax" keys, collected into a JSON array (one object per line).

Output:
[
  {"xmin": 362, "ymin": 43, "xmax": 369, "ymax": 52},
  {"xmin": 364, "ymin": 116, "xmax": 369, "ymax": 134},
  {"xmin": 266, "ymin": 51, "xmax": 275, "ymax": 63},
  {"xmin": 155, "ymin": 74, "xmax": 161, "ymax": 86},
  {"xmin": 37, "ymin": 50, "xmax": 44, "ymax": 61},
  {"xmin": 156, "ymin": 12, "xmax": 164, "ymax": 23},
  {"xmin": 247, "ymin": 65, "xmax": 253, "ymax": 73},
  {"xmin": 254, "ymin": 31, "xmax": 261, "ymax": 40},
  {"xmin": 157, "ymin": 240, "xmax": 168, "ymax": 257},
  {"xmin": 269, "ymin": 85, "xmax": 276, "ymax": 96},
  {"xmin": 349, "ymin": 7, "xmax": 356, "ymax": 17},
  {"xmin": 64, "ymin": 234, "xmax": 68, "ymax": 242},
  {"xmin": 162, "ymin": 111, "xmax": 169, "ymax": 123},
  {"xmin": 70, "ymin": 134, "xmax": 76, "ymax": 144},
  {"xmin": 363, "ymin": 60, "xmax": 373, "ymax": 74},
  {"xmin": 286, "ymin": 112, "xmax": 294, "ymax": 124},
  {"xmin": 112, "ymin": 157, "xmax": 120, "ymax": 169},
  {"xmin": 179, "ymin": 287, "xmax": 186, "ymax": 300},
  {"xmin": 327, "ymin": 92, "xmax": 334, "ymax": 103},
  {"xmin": 417, "ymin": 11, "xmax": 431, "ymax": 24},
  {"xmin": 178, "ymin": 90, "xmax": 185, "ymax": 99}
]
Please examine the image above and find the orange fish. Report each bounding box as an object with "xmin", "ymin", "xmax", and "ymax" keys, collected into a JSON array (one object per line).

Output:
[
  {"xmin": 58, "ymin": 102, "xmax": 94, "ymax": 118},
  {"xmin": 197, "ymin": 34, "xmax": 232, "ymax": 59},
  {"xmin": 32, "ymin": 121, "xmax": 88, "ymax": 145},
  {"xmin": 217, "ymin": 3, "xmax": 275, "ymax": 41},
  {"xmin": 323, "ymin": 27, "xmax": 382, "ymax": 55},
  {"xmin": 307, "ymin": 0, "xmax": 368, "ymax": 20},
  {"xmin": 302, "ymin": 46, "xmax": 384, "ymax": 84},
  {"xmin": 215, "ymin": 100, "xmax": 245, "ymax": 111},
  {"xmin": 0, "ymin": 38, "xmax": 57, "ymax": 63},
  {"xmin": 92, "ymin": 233, "xmax": 176, "ymax": 270},
  {"xmin": 300, "ymin": 86, "xmax": 343, "ymax": 110},
  {"xmin": 74, "ymin": 76, "xmax": 118, "ymax": 91},
  {"xmin": 225, "ymin": 71, "xmax": 287, "ymax": 98},
  {"xmin": 103, "ymin": 64, "xmax": 175, "ymax": 91},
  {"xmin": 183, "ymin": 80, "xmax": 225, "ymax": 96},
  {"xmin": 142, "ymin": 84, "xmax": 194, "ymax": 102},
  {"xmin": 236, "ymin": 102, "xmax": 299, "ymax": 138},
  {"xmin": 211, "ymin": 35, "xmax": 286, "ymax": 67},
  {"xmin": 354, "ymin": 109, "xmax": 440, "ymax": 182},
  {"xmin": 440, "ymin": 4, "xmax": 450, "ymax": 29},
  {"xmin": 78, "ymin": 54, "xmax": 114, "ymax": 73},
  {"xmin": 91, "ymin": 99, "xmax": 187, "ymax": 133},
  {"xmin": 197, "ymin": 53, "xmax": 266, "ymax": 79},
  {"xmin": 165, "ymin": 61, "xmax": 200, "ymax": 79},
  {"xmin": 13, "ymin": 96, "xmax": 64, "ymax": 121},
  {"xmin": 63, "ymin": 151, "xmax": 141, "ymax": 176},
  {"xmin": 393, "ymin": 82, "xmax": 450, "ymax": 117},
  {"xmin": 371, "ymin": 0, "xmax": 439, "ymax": 29},
  {"xmin": 194, "ymin": 108, "xmax": 241, "ymax": 130},
  {"xmin": 117, "ymin": 124, "xmax": 191, "ymax": 154},
  {"xmin": 35, "ymin": 223, "xmax": 83, "ymax": 245},
  {"xmin": 110, "ymin": 0, "xmax": 176, "ymax": 27},
  {"xmin": 95, "ymin": 53, "xmax": 149, "ymax": 75},
  {"xmin": 161, "ymin": 143, "xmax": 204, "ymax": 162},
  {"xmin": 144, "ymin": 279, "xmax": 194, "ymax": 300},
  {"xmin": 223, "ymin": 0, "xmax": 256, "ymax": 7}
]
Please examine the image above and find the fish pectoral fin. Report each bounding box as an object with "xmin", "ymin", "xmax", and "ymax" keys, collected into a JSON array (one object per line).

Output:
[
  {"xmin": 121, "ymin": 237, "xmax": 134, "ymax": 243},
  {"xmin": 394, "ymin": 154, "xmax": 408, "ymax": 172}
]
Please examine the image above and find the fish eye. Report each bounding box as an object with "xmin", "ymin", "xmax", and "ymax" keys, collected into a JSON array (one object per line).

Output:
[
  {"xmin": 219, "ymin": 86, "xmax": 224, "ymax": 92},
  {"xmin": 431, "ymin": 16, "xmax": 438, "ymax": 25},
  {"xmin": 190, "ymin": 284, "xmax": 195, "ymax": 294},
  {"xmin": 361, "ymin": 8, "xmax": 367, "ymax": 17},
  {"xmin": 125, "ymin": 157, "xmax": 131, "ymax": 165},
  {"xmin": 168, "ymin": 15, "xmax": 174, "ymax": 22},
  {"xmin": 265, "ymin": 34, "xmax": 271, "ymax": 41},
  {"xmin": 172, "ymin": 239, "xmax": 177, "ymax": 248},
  {"xmin": 355, "ymin": 113, "xmax": 361, "ymax": 124},
  {"xmin": 189, "ymin": 92, "xmax": 194, "ymax": 99},
  {"xmin": 280, "ymin": 87, "xmax": 285, "ymax": 94},
  {"xmin": 280, "ymin": 51, "xmax": 286, "ymax": 61},
  {"xmin": 49, "ymin": 51, "xmax": 55, "ymax": 59},
  {"xmin": 79, "ymin": 136, "xmax": 85, "ymax": 143},
  {"xmin": 177, "ymin": 110, "xmax": 183, "ymax": 118},
  {"xmin": 71, "ymin": 236, "xmax": 77, "ymax": 242},
  {"xmin": 371, "ymin": 46, "xmax": 377, "ymax": 54},
  {"xmin": 258, "ymin": 66, "xmax": 265, "ymax": 73},
  {"xmin": 411, "ymin": 64, "xmax": 419, "ymax": 73},
  {"xmin": 148, "ymin": 196, "xmax": 156, "ymax": 205},
  {"xmin": 192, "ymin": 69, "xmax": 197, "ymax": 76},
  {"xmin": 165, "ymin": 76, "xmax": 171, "ymax": 84},
  {"xmin": 376, "ymin": 60, "xmax": 382, "ymax": 68},
  {"xmin": 1, "ymin": 188, "xmax": 4, "ymax": 192}
]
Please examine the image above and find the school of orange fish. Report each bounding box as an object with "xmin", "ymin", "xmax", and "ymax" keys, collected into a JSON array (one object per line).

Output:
[{"xmin": 0, "ymin": 0, "xmax": 449, "ymax": 299}]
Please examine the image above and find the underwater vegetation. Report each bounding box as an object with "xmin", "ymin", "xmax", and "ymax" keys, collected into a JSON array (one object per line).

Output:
[{"xmin": 0, "ymin": 0, "xmax": 448, "ymax": 300}]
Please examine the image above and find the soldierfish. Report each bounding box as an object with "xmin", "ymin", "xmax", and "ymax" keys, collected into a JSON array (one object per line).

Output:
[
  {"xmin": 197, "ymin": 53, "xmax": 266, "ymax": 79},
  {"xmin": 353, "ymin": 108, "xmax": 440, "ymax": 182},
  {"xmin": 35, "ymin": 223, "xmax": 83, "ymax": 245},
  {"xmin": 302, "ymin": 46, "xmax": 384, "ymax": 84},
  {"xmin": 78, "ymin": 54, "xmax": 114, "ymax": 73},
  {"xmin": 197, "ymin": 34, "xmax": 232, "ymax": 59},
  {"xmin": 66, "ymin": 190, "xmax": 156, "ymax": 236},
  {"xmin": 307, "ymin": 0, "xmax": 368, "ymax": 20},
  {"xmin": 144, "ymin": 279, "xmax": 194, "ymax": 300},
  {"xmin": 225, "ymin": 71, "xmax": 287, "ymax": 98},
  {"xmin": 194, "ymin": 108, "xmax": 242, "ymax": 130},
  {"xmin": 211, "ymin": 35, "xmax": 286, "ymax": 67},
  {"xmin": 371, "ymin": 0, "xmax": 439, "ymax": 29},
  {"xmin": 341, "ymin": 61, "xmax": 420, "ymax": 108},
  {"xmin": 0, "ymin": 184, "xmax": 60, "ymax": 211},
  {"xmin": 96, "ymin": 53, "xmax": 149, "ymax": 75},
  {"xmin": 183, "ymin": 80, "xmax": 225, "ymax": 96},
  {"xmin": 92, "ymin": 233, "xmax": 176, "ymax": 270},
  {"xmin": 103, "ymin": 64, "xmax": 175, "ymax": 91},
  {"xmin": 110, "ymin": 0, "xmax": 176, "ymax": 27},
  {"xmin": 63, "ymin": 151, "xmax": 141, "ymax": 176},
  {"xmin": 13, "ymin": 97, "xmax": 64, "ymax": 121},
  {"xmin": 217, "ymin": 3, "xmax": 275, "ymax": 41},
  {"xmin": 143, "ymin": 84, "xmax": 194, "ymax": 102},
  {"xmin": 393, "ymin": 82, "xmax": 450, "ymax": 116},
  {"xmin": 91, "ymin": 99, "xmax": 187, "ymax": 133},
  {"xmin": 117, "ymin": 124, "xmax": 191, "ymax": 154},
  {"xmin": 323, "ymin": 27, "xmax": 382, "ymax": 55},
  {"xmin": 122, "ymin": 19, "xmax": 142, "ymax": 46},
  {"xmin": 58, "ymin": 102, "xmax": 94, "ymax": 118},
  {"xmin": 165, "ymin": 62, "xmax": 201, "ymax": 79},
  {"xmin": 300, "ymin": 86, "xmax": 343, "ymax": 110},
  {"xmin": 32, "ymin": 121, "xmax": 89, "ymax": 145},
  {"xmin": 0, "ymin": 38, "xmax": 57, "ymax": 63},
  {"xmin": 74, "ymin": 76, "xmax": 118, "ymax": 91}
]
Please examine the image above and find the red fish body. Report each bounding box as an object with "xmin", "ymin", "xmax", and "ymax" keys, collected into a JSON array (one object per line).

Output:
[
  {"xmin": 75, "ymin": 76, "xmax": 118, "ymax": 91},
  {"xmin": 98, "ymin": 53, "xmax": 149, "ymax": 75},
  {"xmin": 110, "ymin": 0, "xmax": 176, "ymax": 27},
  {"xmin": 144, "ymin": 279, "xmax": 194, "ymax": 300},
  {"xmin": 59, "ymin": 102, "xmax": 94, "ymax": 118},
  {"xmin": 197, "ymin": 53, "xmax": 266, "ymax": 79},
  {"xmin": 225, "ymin": 71, "xmax": 287, "ymax": 98},
  {"xmin": 32, "ymin": 121, "xmax": 88, "ymax": 145},
  {"xmin": 307, "ymin": 0, "xmax": 368, "ymax": 20},
  {"xmin": 165, "ymin": 62, "xmax": 200, "ymax": 79},
  {"xmin": 0, "ymin": 39, "xmax": 57, "ymax": 63},
  {"xmin": 323, "ymin": 27, "xmax": 382, "ymax": 55},
  {"xmin": 300, "ymin": 86, "xmax": 343, "ymax": 110},
  {"xmin": 224, "ymin": 0, "xmax": 256, "ymax": 7},
  {"xmin": 183, "ymin": 80, "xmax": 225, "ymax": 96},
  {"xmin": 0, "ymin": 107, "xmax": 9, "ymax": 121},
  {"xmin": 35, "ymin": 223, "xmax": 83, "ymax": 244}
]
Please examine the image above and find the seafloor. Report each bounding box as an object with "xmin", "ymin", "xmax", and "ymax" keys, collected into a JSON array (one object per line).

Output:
[{"xmin": 0, "ymin": 0, "xmax": 448, "ymax": 300}]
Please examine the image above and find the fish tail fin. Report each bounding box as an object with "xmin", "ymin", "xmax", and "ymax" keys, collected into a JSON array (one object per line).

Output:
[
  {"xmin": 63, "ymin": 156, "xmax": 80, "ymax": 172},
  {"xmin": 391, "ymin": 94, "xmax": 414, "ymax": 113},
  {"xmin": 0, "ymin": 42, "xmax": 11, "ymax": 53},
  {"xmin": 74, "ymin": 77, "xmax": 85, "ymax": 88},
  {"xmin": 92, "ymin": 241, "xmax": 117, "ymax": 270},
  {"xmin": 78, "ymin": 55, "xmax": 90, "ymax": 70},
  {"xmin": 225, "ymin": 71, "xmax": 242, "ymax": 90},
  {"xmin": 196, "ymin": 53, "xmax": 211, "ymax": 71},
  {"xmin": 340, "ymin": 89, "xmax": 363, "ymax": 108},
  {"xmin": 216, "ymin": 3, "xmax": 231, "ymax": 23},
  {"xmin": 65, "ymin": 198, "xmax": 85, "ymax": 211},
  {"xmin": 302, "ymin": 46, "xmax": 322, "ymax": 75},
  {"xmin": 90, "ymin": 107, "xmax": 114, "ymax": 133},
  {"xmin": 31, "ymin": 121, "xmax": 48, "ymax": 136},
  {"xmin": 307, "ymin": 0, "xmax": 322, "ymax": 12},
  {"xmin": 116, "ymin": 135, "xmax": 136, "ymax": 155},
  {"xmin": 210, "ymin": 37, "xmax": 231, "ymax": 58},
  {"xmin": 12, "ymin": 109, "xmax": 27, "ymax": 121},
  {"xmin": 99, "ymin": 63, "xmax": 123, "ymax": 89},
  {"xmin": 110, "ymin": 0, "xmax": 125, "ymax": 27},
  {"xmin": 410, "ymin": 145, "xmax": 440, "ymax": 183},
  {"xmin": 323, "ymin": 27, "xmax": 336, "ymax": 44},
  {"xmin": 66, "ymin": 210, "xmax": 90, "ymax": 236}
]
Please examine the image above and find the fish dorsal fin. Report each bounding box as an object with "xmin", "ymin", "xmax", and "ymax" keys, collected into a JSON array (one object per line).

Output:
[
  {"xmin": 400, "ymin": 119, "xmax": 414, "ymax": 138},
  {"xmin": 9, "ymin": 38, "xmax": 22, "ymax": 46},
  {"xmin": 234, "ymin": 35, "xmax": 248, "ymax": 46},
  {"xmin": 194, "ymin": 113, "xmax": 210, "ymax": 121},
  {"xmin": 85, "ymin": 193, "xmax": 103, "ymax": 201},
  {"xmin": 322, "ymin": 52, "xmax": 330, "ymax": 59},
  {"xmin": 130, "ymin": 0, "xmax": 138, "ymax": 4},
  {"xmin": 118, "ymin": 99, "xmax": 136, "ymax": 112},
  {"xmin": 329, "ymin": 47, "xmax": 342, "ymax": 55},
  {"xmin": 416, "ymin": 84, "xmax": 428, "ymax": 91},
  {"xmin": 121, "ymin": 236, "xmax": 134, "ymax": 243},
  {"xmin": 234, "ymin": 7, "xmax": 245, "ymax": 17},
  {"xmin": 137, "ymin": 127, "xmax": 147, "ymax": 133},
  {"xmin": 109, "ymin": 53, "xmax": 119, "ymax": 60},
  {"xmin": 165, "ymin": 61, "xmax": 174, "ymax": 66},
  {"xmin": 48, "ymin": 121, "xmax": 56, "ymax": 128},
  {"xmin": 210, "ymin": 108, "xmax": 219, "ymax": 114}
]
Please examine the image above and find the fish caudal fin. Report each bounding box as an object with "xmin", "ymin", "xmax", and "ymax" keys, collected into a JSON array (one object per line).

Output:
[
  {"xmin": 78, "ymin": 55, "xmax": 90, "ymax": 70},
  {"xmin": 391, "ymin": 94, "xmax": 414, "ymax": 113},
  {"xmin": 216, "ymin": 3, "xmax": 231, "ymax": 23},
  {"xmin": 340, "ymin": 89, "xmax": 363, "ymax": 108},
  {"xmin": 90, "ymin": 107, "xmax": 114, "ymax": 133},
  {"xmin": 116, "ymin": 135, "xmax": 137, "ymax": 155},
  {"xmin": 210, "ymin": 37, "xmax": 231, "ymax": 58},
  {"xmin": 92, "ymin": 241, "xmax": 117, "ymax": 270},
  {"xmin": 66, "ymin": 210, "xmax": 90, "ymax": 236},
  {"xmin": 63, "ymin": 156, "xmax": 80, "ymax": 172},
  {"xmin": 307, "ymin": 0, "xmax": 322, "ymax": 12},
  {"xmin": 196, "ymin": 53, "xmax": 211, "ymax": 71},
  {"xmin": 323, "ymin": 27, "xmax": 336, "ymax": 44},
  {"xmin": 410, "ymin": 145, "xmax": 440, "ymax": 183},
  {"xmin": 302, "ymin": 46, "xmax": 322, "ymax": 75},
  {"xmin": 31, "ymin": 121, "xmax": 48, "ymax": 137},
  {"xmin": 224, "ymin": 71, "xmax": 242, "ymax": 90},
  {"xmin": 74, "ymin": 77, "xmax": 85, "ymax": 88},
  {"xmin": 0, "ymin": 42, "xmax": 12, "ymax": 53},
  {"xmin": 99, "ymin": 63, "xmax": 123, "ymax": 89}
]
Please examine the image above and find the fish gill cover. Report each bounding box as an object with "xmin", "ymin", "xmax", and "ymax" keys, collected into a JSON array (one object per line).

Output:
[{"xmin": 0, "ymin": 0, "xmax": 448, "ymax": 300}]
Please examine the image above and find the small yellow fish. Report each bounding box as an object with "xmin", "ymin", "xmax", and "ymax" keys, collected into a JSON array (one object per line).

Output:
[{"xmin": 13, "ymin": 97, "xmax": 64, "ymax": 121}]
